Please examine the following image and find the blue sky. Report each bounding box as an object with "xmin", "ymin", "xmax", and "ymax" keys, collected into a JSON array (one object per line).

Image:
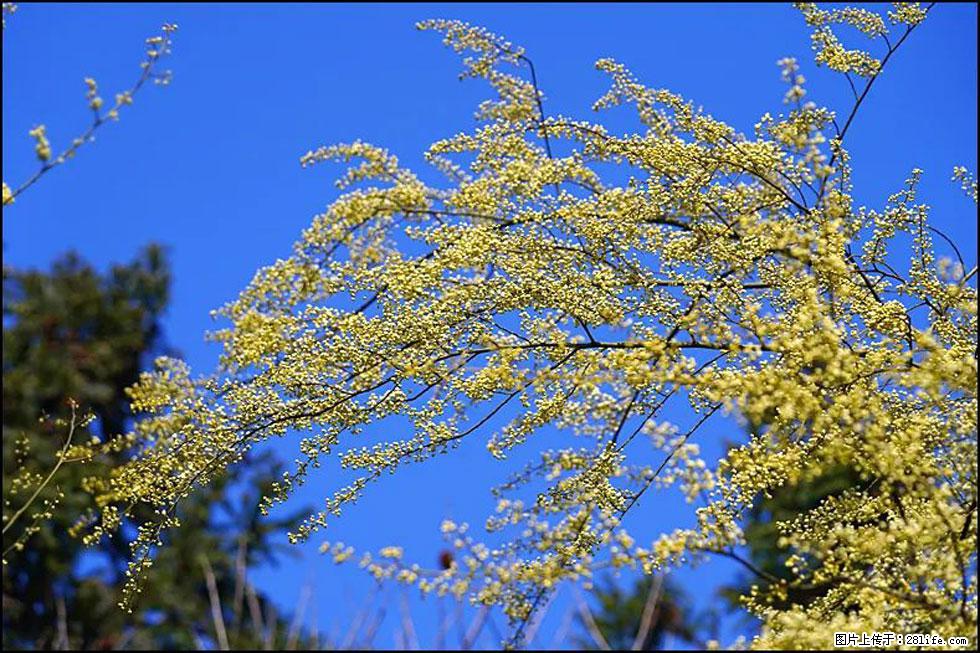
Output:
[{"xmin": 4, "ymin": 2, "xmax": 977, "ymax": 649}]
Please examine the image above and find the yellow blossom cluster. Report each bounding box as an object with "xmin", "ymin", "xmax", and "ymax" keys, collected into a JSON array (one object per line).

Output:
[
  {"xmin": 953, "ymin": 166, "xmax": 977, "ymax": 202},
  {"xmin": 76, "ymin": 4, "xmax": 975, "ymax": 648}
]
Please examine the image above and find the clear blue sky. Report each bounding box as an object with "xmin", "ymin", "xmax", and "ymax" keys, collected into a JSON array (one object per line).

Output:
[{"xmin": 4, "ymin": 3, "xmax": 977, "ymax": 649}]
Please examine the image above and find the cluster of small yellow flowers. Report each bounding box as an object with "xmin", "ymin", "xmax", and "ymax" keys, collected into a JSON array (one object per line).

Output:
[
  {"xmin": 416, "ymin": 19, "xmax": 524, "ymax": 80},
  {"xmin": 28, "ymin": 125, "xmax": 51, "ymax": 162},
  {"xmin": 756, "ymin": 101, "xmax": 835, "ymax": 186},
  {"xmin": 793, "ymin": 1, "xmax": 903, "ymax": 79},
  {"xmin": 796, "ymin": 3, "xmax": 889, "ymax": 38},
  {"xmin": 81, "ymin": 7, "xmax": 975, "ymax": 647},
  {"xmin": 85, "ymin": 77, "xmax": 103, "ymax": 111},
  {"xmin": 777, "ymin": 57, "xmax": 807, "ymax": 104},
  {"xmin": 952, "ymin": 166, "xmax": 977, "ymax": 202},
  {"xmin": 888, "ymin": 2, "xmax": 929, "ymax": 27},
  {"xmin": 808, "ymin": 27, "xmax": 881, "ymax": 77},
  {"xmin": 300, "ymin": 140, "xmax": 417, "ymax": 190},
  {"xmin": 379, "ymin": 545, "xmax": 404, "ymax": 560},
  {"xmin": 3, "ymin": 19, "xmax": 177, "ymax": 207},
  {"xmin": 592, "ymin": 58, "xmax": 702, "ymax": 138},
  {"xmin": 795, "ymin": 3, "xmax": 938, "ymax": 81},
  {"xmin": 319, "ymin": 540, "xmax": 355, "ymax": 563}
]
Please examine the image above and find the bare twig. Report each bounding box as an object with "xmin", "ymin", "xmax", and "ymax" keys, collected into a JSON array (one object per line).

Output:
[
  {"xmin": 549, "ymin": 603, "xmax": 576, "ymax": 650},
  {"xmin": 246, "ymin": 582, "xmax": 265, "ymax": 642},
  {"xmin": 55, "ymin": 593, "xmax": 69, "ymax": 650},
  {"xmin": 435, "ymin": 598, "xmax": 449, "ymax": 650},
  {"xmin": 523, "ymin": 589, "xmax": 554, "ymax": 648},
  {"xmin": 232, "ymin": 536, "xmax": 247, "ymax": 635},
  {"xmin": 360, "ymin": 598, "xmax": 387, "ymax": 649},
  {"xmin": 286, "ymin": 583, "xmax": 312, "ymax": 650},
  {"xmin": 461, "ymin": 605, "xmax": 490, "ymax": 650},
  {"xmin": 399, "ymin": 590, "xmax": 420, "ymax": 650},
  {"xmin": 340, "ymin": 586, "xmax": 378, "ymax": 650},
  {"xmin": 631, "ymin": 575, "xmax": 664, "ymax": 650},
  {"xmin": 263, "ymin": 602, "xmax": 277, "ymax": 650},
  {"xmin": 575, "ymin": 587, "xmax": 611, "ymax": 651},
  {"xmin": 200, "ymin": 554, "xmax": 230, "ymax": 651}
]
